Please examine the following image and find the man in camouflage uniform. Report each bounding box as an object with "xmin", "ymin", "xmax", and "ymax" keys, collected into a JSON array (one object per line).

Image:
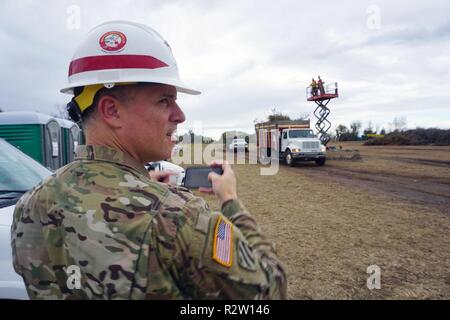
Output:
[{"xmin": 11, "ymin": 21, "xmax": 287, "ymax": 299}]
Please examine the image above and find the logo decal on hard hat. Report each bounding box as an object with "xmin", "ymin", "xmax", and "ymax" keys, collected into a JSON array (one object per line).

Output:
[{"xmin": 99, "ymin": 31, "xmax": 127, "ymax": 52}]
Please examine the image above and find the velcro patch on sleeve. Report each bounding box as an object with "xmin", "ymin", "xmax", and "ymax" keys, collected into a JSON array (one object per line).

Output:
[
  {"xmin": 195, "ymin": 212, "xmax": 210, "ymax": 234},
  {"xmin": 212, "ymin": 216, "xmax": 233, "ymax": 267}
]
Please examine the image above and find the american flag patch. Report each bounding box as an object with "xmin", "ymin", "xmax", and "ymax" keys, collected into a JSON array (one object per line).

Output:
[{"xmin": 212, "ymin": 217, "xmax": 233, "ymax": 267}]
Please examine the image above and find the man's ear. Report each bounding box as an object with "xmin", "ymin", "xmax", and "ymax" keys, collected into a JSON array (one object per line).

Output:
[{"xmin": 97, "ymin": 95, "xmax": 124, "ymax": 128}]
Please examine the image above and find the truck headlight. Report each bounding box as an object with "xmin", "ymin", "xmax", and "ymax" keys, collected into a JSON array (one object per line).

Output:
[
  {"xmin": 291, "ymin": 148, "xmax": 301, "ymax": 153},
  {"xmin": 320, "ymin": 145, "xmax": 326, "ymax": 152}
]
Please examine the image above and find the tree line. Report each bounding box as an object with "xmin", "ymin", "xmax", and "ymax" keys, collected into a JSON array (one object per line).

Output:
[
  {"xmin": 334, "ymin": 117, "xmax": 407, "ymax": 141},
  {"xmin": 364, "ymin": 128, "xmax": 450, "ymax": 146}
]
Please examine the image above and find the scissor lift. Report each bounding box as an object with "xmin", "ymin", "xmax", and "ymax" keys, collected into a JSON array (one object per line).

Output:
[{"xmin": 306, "ymin": 81, "xmax": 338, "ymax": 146}]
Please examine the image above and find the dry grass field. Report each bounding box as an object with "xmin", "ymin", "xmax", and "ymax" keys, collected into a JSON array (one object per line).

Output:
[{"xmin": 181, "ymin": 142, "xmax": 450, "ymax": 299}]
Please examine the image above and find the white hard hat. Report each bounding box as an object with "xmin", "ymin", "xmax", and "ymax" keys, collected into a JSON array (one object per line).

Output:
[{"xmin": 60, "ymin": 20, "xmax": 200, "ymax": 96}]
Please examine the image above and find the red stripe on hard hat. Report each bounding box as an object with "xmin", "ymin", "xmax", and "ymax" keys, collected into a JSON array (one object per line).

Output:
[{"xmin": 69, "ymin": 54, "xmax": 168, "ymax": 76}]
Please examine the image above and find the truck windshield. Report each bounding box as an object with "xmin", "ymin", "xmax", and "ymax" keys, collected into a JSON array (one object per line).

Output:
[{"xmin": 288, "ymin": 130, "xmax": 315, "ymax": 138}]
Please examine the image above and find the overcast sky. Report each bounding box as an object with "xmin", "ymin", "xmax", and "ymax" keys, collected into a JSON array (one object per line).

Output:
[{"xmin": 1, "ymin": 0, "xmax": 449, "ymax": 139}]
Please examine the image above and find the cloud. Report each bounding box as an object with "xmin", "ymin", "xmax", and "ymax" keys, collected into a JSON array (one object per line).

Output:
[{"xmin": 1, "ymin": 0, "xmax": 449, "ymax": 140}]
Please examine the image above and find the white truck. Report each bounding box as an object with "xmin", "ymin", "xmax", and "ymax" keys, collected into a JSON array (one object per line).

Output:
[
  {"xmin": 228, "ymin": 138, "xmax": 249, "ymax": 152},
  {"xmin": 255, "ymin": 120, "xmax": 326, "ymax": 166}
]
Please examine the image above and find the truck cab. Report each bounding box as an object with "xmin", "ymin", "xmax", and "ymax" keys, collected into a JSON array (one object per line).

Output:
[{"xmin": 280, "ymin": 128, "xmax": 326, "ymax": 166}]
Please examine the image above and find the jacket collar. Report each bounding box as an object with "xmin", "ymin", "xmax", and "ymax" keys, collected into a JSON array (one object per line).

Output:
[{"xmin": 75, "ymin": 145, "xmax": 148, "ymax": 176}]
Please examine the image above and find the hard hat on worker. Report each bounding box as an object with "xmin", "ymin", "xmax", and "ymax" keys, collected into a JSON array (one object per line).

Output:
[{"xmin": 61, "ymin": 20, "xmax": 200, "ymax": 114}]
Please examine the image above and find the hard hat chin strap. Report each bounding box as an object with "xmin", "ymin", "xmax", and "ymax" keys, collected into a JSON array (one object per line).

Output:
[{"xmin": 67, "ymin": 98, "xmax": 82, "ymax": 124}]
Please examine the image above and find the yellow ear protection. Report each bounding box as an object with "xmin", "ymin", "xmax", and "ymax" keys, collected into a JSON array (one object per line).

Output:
[
  {"xmin": 66, "ymin": 84, "xmax": 104, "ymax": 123},
  {"xmin": 66, "ymin": 83, "xmax": 136, "ymax": 123}
]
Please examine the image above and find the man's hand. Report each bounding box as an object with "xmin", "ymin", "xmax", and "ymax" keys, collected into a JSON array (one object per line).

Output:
[
  {"xmin": 199, "ymin": 160, "xmax": 237, "ymax": 206},
  {"xmin": 149, "ymin": 170, "xmax": 178, "ymax": 184}
]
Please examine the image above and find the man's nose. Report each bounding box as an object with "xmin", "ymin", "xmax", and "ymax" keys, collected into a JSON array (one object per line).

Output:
[{"xmin": 170, "ymin": 102, "xmax": 186, "ymax": 124}]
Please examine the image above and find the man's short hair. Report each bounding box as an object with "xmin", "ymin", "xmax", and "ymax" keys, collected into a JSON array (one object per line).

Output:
[
  {"xmin": 77, "ymin": 83, "xmax": 161, "ymax": 125},
  {"xmin": 77, "ymin": 85, "xmax": 136, "ymax": 125}
]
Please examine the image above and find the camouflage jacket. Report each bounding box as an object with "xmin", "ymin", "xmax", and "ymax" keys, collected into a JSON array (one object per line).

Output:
[{"xmin": 11, "ymin": 145, "xmax": 287, "ymax": 299}]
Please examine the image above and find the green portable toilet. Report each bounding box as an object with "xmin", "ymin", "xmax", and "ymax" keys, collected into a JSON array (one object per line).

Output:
[
  {"xmin": 0, "ymin": 112, "xmax": 63, "ymax": 170},
  {"xmin": 56, "ymin": 119, "xmax": 81, "ymax": 165}
]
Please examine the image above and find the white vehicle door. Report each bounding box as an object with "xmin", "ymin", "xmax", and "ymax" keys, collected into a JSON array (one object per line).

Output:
[{"xmin": 0, "ymin": 206, "xmax": 28, "ymax": 299}]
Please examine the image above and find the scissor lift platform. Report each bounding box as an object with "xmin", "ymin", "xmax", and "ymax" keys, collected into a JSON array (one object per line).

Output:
[{"xmin": 306, "ymin": 81, "xmax": 339, "ymax": 146}]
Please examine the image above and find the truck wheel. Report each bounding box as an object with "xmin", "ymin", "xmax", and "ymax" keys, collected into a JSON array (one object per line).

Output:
[
  {"xmin": 316, "ymin": 158, "xmax": 326, "ymax": 166},
  {"xmin": 285, "ymin": 151, "xmax": 295, "ymax": 167}
]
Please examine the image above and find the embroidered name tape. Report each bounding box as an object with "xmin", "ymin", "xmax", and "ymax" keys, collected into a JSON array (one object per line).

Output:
[{"xmin": 212, "ymin": 217, "xmax": 233, "ymax": 267}]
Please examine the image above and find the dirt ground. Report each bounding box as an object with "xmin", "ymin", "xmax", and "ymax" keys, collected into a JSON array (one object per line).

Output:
[{"xmin": 190, "ymin": 142, "xmax": 450, "ymax": 299}]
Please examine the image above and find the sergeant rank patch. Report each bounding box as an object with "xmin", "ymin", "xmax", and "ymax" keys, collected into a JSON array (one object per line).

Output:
[
  {"xmin": 238, "ymin": 240, "xmax": 257, "ymax": 271},
  {"xmin": 212, "ymin": 217, "xmax": 233, "ymax": 267}
]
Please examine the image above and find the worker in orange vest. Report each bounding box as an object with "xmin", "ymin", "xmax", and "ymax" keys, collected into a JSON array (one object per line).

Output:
[
  {"xmin": 317, "ymin": 76, "xmax": 325, "ymax": 96},
  {"xmin": 310, "ymin": 78, "xmax": 318, "ymax": 97}
]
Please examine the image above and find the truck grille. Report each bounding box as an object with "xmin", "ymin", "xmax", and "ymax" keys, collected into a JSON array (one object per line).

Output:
[{"xmin": 302, "ymin": 141, "xmax": 320, "ymax": 150}]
